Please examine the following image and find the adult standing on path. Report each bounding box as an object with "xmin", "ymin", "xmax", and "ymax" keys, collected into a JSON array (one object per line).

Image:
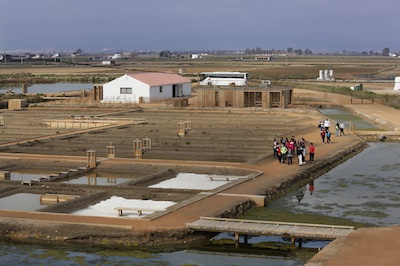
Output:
[
  {"xmin": 324, "ymin": 118, "xmax": 331, "ymax": 131},
  {"xmin": 319, "ymin": 118, "xmax": 324, "ymax": 131},
  {"xmin": 296, "ymin": 144, "xmax": 303, "ymax": 166},
  {"xmin": 339, "ymin": 121, "xmax": 345, "ymax": 136},
  {"xmin": 335, "ymin": 122, "xmax": 340, "ymax": 137},
  {"xmin": 309, "ymin": 143, "xmax": 315, "ymax": 162}
]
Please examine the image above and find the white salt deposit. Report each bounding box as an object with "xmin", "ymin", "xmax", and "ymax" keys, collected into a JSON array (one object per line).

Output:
[
  {"xmin": 149, "ymin": 172, "xmax": 242, "ymax": 190},
  {"xmin": 72, "ymin": 173, "xmax": 245, "ymax": 218},
  {"xmin": 72, "ymin": 196, "xmax": 175, "ymax": 218}
]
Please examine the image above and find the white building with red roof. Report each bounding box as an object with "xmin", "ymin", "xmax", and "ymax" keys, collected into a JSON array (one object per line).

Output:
[{"xmin": 101, "ymin": 72, "xmax": 191, "ymax": 103}]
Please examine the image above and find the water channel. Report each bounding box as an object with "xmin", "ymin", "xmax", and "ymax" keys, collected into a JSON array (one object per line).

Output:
[{"xmin": 0, "ymin": 83, "xmax": 92, "ymax": 94}]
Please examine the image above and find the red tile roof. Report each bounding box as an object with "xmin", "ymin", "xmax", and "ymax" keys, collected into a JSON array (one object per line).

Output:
[{"xmin": 128, "ymin": 72, "xmax": 191, "ymax": 86}]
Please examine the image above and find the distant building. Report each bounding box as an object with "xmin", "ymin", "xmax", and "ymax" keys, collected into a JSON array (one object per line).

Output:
[
  {"xmin": 102, "ymin": 60, "xmax": 116, "ymax": 65},
  {"xmin": 191, "ymin": 54, "xmax": 202, "ymax": 59},
  {"xmin": 108, "ymin": 54, "xmax": 121, "ymax": 60},
  {"xmin": 255, "ymin": 55, "xmax": 273, "ymax": 61},
  {"xmin": 350, "ymin": 84, "xmax": 363, "ymax": 91},
  {"xmin": 0, "ymin": 54, "xmax": 13, "ymax": 61},
  {"xmin": 101, "ymin": 72, "xmax": 191, "ymax": 103}
]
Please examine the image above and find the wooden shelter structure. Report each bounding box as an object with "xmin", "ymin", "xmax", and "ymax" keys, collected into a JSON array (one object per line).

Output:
[{"xmin": 197, "ymin": 87, "xmax": 292, "ymax": 108}]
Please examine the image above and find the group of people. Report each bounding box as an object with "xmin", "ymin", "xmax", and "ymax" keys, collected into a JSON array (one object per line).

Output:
[
  {"xmin": 273, "ymin": 137, "xmax": 315, "ymax": 166},
  {"xmin": 318, "ymin": 118, "xmax": 345, "ymax": 144},
  {"xmin": 272, "ymin": 118, "xmax": 346, "ymax": 165}
]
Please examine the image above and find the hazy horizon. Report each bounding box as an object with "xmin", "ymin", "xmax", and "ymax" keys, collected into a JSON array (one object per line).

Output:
[{"xmin": 1, "ymin": 0, "xmax": 398, "ymax": 53}]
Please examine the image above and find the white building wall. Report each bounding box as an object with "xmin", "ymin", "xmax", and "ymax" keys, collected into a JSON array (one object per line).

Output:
[
  {"xmin": 182, "ymin": 82, "xmax": 191, "ymax": 96},
  {"xmin": 149, "ymin": 84, "xmax": 173, "ymax": 101},
  {"xmin": 101, "ymin": 74, "xmax": 150, "ymax": 103},
  {"xmin": 148, "ymin": 82, "xmax": 191, "ymax": 100}
]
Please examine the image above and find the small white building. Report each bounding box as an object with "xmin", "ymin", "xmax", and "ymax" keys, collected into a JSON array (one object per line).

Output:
[
  {"xmin": 394, "ymin": 77, "xmax": 400, "ymax": 91},
  {"xmin": 102, "ymin": 60, "xmax": 116, "ymax": 65},
  {"xmin": 191, "ymin": 54, "xmax": 202, "ymax": 59},
  {"xmin": 101, "ymin": 72, "xmax": 191, "ymax": 103}
]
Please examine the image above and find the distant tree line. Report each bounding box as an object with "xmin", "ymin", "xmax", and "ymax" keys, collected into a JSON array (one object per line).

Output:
[
  {"xmin": 244, "ymin": 47, "xmax": 313, "ymax": 55},
  {"xmin": 242, "ymin": 47, "xmax": 399, "ymax": 56}
]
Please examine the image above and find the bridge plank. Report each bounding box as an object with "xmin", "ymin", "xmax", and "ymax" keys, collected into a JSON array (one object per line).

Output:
[{"xmin": 187, "ymin": 217, "xmax": 353, "ymax": 240}]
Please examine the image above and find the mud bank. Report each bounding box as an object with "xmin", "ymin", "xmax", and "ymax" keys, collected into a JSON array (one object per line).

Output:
[
  {"xmin": 0, "ymin": 200, "xmax": 256, "ymax": 248},
  {"xmin": 0, "ymin": 217, "xmax": 208, "ymax": 248}
]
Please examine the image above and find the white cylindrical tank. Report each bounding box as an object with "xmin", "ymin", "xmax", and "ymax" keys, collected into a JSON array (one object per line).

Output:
[
  {"xmin": 324, "ymin": 70, "xmax": 329, "ymax": 80},
  {"xmin": 329, "ymin": 70, "xmax": 333, "ymax": 79},
  {"xmin": 318, "ymin": 70, "xmax": 323, "ymax": 79},
  {"xmin": 394, "ymin": 76, "xmax": 400, "ymax": 91}
]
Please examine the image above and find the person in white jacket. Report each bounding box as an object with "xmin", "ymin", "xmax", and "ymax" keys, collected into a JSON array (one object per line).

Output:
[{"xmin": 324, "ymin": 118, "xmax": 331, "ymax": 131}]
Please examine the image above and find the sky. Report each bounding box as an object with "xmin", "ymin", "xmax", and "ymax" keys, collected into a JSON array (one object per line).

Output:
[{"xmin": 1, "ymin": 0, "xmax": 398, "ymax": 53}]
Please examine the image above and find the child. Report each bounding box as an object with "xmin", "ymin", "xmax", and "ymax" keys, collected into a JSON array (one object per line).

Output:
[
  {"xmin": 309, "ymin": 143, "xmax": 315, "ymax": 162},
  {"xmin": 326, "ymin": 130, "xmax": 331, "ymax": 144},
  {"xmin": 287, "ymin": 147, "xmax": 294, "ymax": 165},
  {"xmin": 321, "ymin": 130, "xmax": 326, "ymax": 144}
]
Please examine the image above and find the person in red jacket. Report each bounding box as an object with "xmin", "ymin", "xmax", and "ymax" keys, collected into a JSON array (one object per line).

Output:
[{"xmin": 309, "ymin": 143, "xmax": 315, "ymax": 162}]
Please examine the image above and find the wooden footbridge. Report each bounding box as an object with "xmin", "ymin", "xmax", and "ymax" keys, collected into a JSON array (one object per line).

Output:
[{"xmin": 187, "ymin": 217, "xmax": 354, "ymax": 246}]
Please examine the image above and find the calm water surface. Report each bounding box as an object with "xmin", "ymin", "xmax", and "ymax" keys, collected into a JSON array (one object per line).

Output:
[
  {"xmin": 0, "ymin": 239, "xmax": 306, "ymax": 266},
  {"xmin": 0, "ymin": 83, "xmax": 92, "ymax": 94},
  {"xmin": 319, "ymin": 107, "xmax": 381, "ymax": 131}
]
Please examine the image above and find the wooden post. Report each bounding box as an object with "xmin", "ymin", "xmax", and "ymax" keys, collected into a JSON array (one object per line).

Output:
[
  {"xmin": 133, "ymin": 139, "xmax": 143, "ymax": 158},
  {"xmin": 0, "ymin": 171, "xmax": 10, "ymax": 180},
  {"xmin": 22, "ymin": 83, "xmax": 28, "ymax": 94},
  {"xmin": 184, "ymin": 120, "xmax": 192, "ymax": 132},
  {"xmin": 142, "ymin": 136, "xmax": 152, "ymax": 151},
  {"xmin": 178, "ymin": 121, "xmax": 185, "ymax": 137},
  {"xmin": 107, "ymin": 142, "xmax": 116, "ymax": 158},
  {"xmin": 87, "ymin": 150, "xmax": 97, "ymax": 168},
  {"xmin": 350, "ymin": 122, "xmax": 355, "ymax": 131},
  {"xmin": 235, "ymin": 232, "xmax": 240, "ymax": 249}
]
